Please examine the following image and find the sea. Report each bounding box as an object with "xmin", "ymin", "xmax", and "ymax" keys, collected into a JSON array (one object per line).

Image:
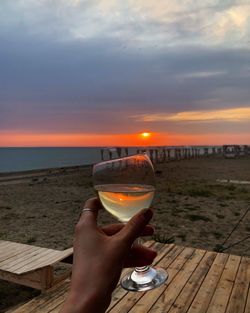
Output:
[{"xmin": 0, "ymin": 147, "xmax": 138, "ymax": 173}]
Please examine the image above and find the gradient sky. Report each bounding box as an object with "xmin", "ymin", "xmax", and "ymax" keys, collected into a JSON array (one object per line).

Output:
[{"xmin": 0, "ymin": 0, "xmax": 249, "ymax": 146}]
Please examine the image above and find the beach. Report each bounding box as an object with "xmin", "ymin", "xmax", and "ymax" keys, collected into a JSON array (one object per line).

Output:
[{"xmin": 1, "ymin": 154, "xmax": 250, "ymax": 311}]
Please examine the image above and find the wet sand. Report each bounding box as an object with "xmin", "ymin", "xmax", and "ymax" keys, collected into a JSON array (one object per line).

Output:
[{"xmin": 1, "ymin": 155, "xmax": 250, "ymax": 311}]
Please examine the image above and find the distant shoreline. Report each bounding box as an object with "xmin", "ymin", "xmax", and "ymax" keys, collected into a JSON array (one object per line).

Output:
[{"xmin": 0, "ymin": 164, "xmax": 92, "ymax": 184}]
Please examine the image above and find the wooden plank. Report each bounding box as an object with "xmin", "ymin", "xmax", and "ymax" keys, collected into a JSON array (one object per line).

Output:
[
  {"xmin": 0, "ymin": 240, "xmax": 14, "ymax": 248},
  {"xmin": 8, "ymin": 244, "xmax": 249, "ymax": 313},
  {"xmin": 9, "ymin": 249, "xmax": 59, "ymax": 273},
  {"xmin": 0, "ymin": 243, "xmax": 37, "ymax": 263},
  {"xmin": 29, "ymin": 250, "xmax": 72, "ymax": 269},
  {"xmin": 15, "ymin": 253, "xmax": 59, "ymax": 274},
  {"xmin": 0, "ymin": 268, "xmax": 45, "ymax": 290},
  {"xmin": 40, "ymin": 266, "xmax": 54, "ymax": 290},
  {"xmin": 0, "ymin": 241, "xmax": 36, "ymax": 252},
  {"xmin": 166, "ymin": 251, "xmax": 217, "ymax": 313},
  {"xmin": 1, "ymin": 247, "xmax": 51, "ymax": 268},
  {"xmin": 8, "ymin": 279, "xmax": 71, "ymax": 313},
  {"xmin": 51, "ymin": 248, "xmax": 73, "ymax": 264},
  {"xmin": 14, "ymin": 248, "xmax": 72, "ymax": 274},
  {"xmin": 226, "ymin": 257, "xmax": 250, "ymax": 313},
  {"xmin": 0, "ymin": 246, "xmax": 42, "ymax": 267},
  {"xmin": 34, "ymin": 291, "xmax": 69, "ymax": 313},
  {"xmin": 107, "ymin": 241, "xmax": 167, "ymax": 312},
  {"xmin": 2, "ymin": 247, "xmax": 54, "ymax": 272},
  {"xmin": 187, "ymin": 252, "xmax": 229, "ymax": 313},
  {"xmin": 28, "ymin": 284, "xmax": 70, "ymax": 313},
  {"xmin": 127, "ymin": 247, "xmax": 195, "ymax": 313},
  {"xmin": 0, "ymin": 240, "xmax": 27, "ymax": 249},
  {"xmin": 41, "ymin": 290, "xmax": 69, "ymax": 313},
  {"xmin": 108, "ymin": 244, "xmax": 182, "ymax": 313},
  {"xmin": 206, "ymin": 254, "xmax": 241, "ymax": 313},
  {"xmin": 245, "ymin": 284, "xmax": 250, "ymax": 313},
  {"xmin": 148, "ymin": 248, "xmax": 207, "ymax": 313},
  {"xmin": 9, "ymin": 242, "xmax": 157, "ymax": 313},
  {"xmin": 15, "ymin": 250, "xmax": 73, "ymax": 274},
  {"xmin": 0, "ymin": 241, "xmax": 72, "ymax": 269}
]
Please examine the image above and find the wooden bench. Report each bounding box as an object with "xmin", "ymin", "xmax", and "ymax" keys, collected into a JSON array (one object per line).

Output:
[
  {"xmin": 0, "ymin": 240, "xmax": 73, "ymax": 290},
  {"xmin": 8, "ymin": 241, "xmax": 250, "ymax": 312}
]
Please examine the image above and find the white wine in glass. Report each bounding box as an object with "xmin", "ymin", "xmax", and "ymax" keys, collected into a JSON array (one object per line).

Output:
[
  {"xmin": 95, "ymin": 184, "xmax": 155, "ymax": 223},
  {"xmin": 93, "ymin": 153, "xmax": 168, "ymax": 292}
]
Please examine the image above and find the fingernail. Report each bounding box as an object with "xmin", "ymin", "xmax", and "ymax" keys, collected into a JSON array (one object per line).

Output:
[{"xmin": 143, "ymin": 208, "xmax": 153, "ymax": 220}]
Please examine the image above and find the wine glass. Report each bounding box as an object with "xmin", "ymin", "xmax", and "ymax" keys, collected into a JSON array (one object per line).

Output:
[{"xmin": 92, "ymin": 153, "xmax": 168, "ymax": 291}]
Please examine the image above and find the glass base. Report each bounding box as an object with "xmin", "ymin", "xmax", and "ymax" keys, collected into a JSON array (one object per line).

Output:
[{"xmin": 121, "ymin": 266, "xmax": 168, "ymax": 292}]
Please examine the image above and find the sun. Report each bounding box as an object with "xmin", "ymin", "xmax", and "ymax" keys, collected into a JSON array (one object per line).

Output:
[{"xmin": 140, "ymin": 132, "xmax": 151, "ymax": 138}]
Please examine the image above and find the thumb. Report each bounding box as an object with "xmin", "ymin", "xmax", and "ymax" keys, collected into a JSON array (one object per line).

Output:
[{"xmin": 118, "ymin": 208, "xmax": 153, "ymax": 245}]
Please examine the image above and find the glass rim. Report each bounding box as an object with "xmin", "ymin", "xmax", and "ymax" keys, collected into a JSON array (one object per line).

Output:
[{"xmin": 93, "ymin": 152, "xmax": 152, "ymax": 167}]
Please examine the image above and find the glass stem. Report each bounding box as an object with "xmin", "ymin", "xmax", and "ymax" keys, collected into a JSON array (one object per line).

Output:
[{"xmin": 134, "ymin": 237, "xmax": 150, "ymax": 273}]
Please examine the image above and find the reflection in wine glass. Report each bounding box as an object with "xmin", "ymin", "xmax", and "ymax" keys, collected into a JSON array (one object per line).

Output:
[{"xmin": 93, "ymin": 154, "xmax": 168, "ymax": 292}]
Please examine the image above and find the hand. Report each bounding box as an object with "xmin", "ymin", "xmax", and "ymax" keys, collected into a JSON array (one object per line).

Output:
[{"xmin": 61, "ymin": 197, "xmax": 156, "ymax": 313}]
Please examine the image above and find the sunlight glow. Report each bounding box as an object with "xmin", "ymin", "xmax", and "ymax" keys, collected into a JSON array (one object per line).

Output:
[
  {"xmin": 0, "ymin": 131, "xmax": 249, "ymax": 147},
  {"xmin": 141, "ymin": 132, "xmax": 151, "ymax": 138}
]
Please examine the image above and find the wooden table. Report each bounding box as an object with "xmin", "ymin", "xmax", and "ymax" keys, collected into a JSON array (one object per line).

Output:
[
  {"xmin": 0, "ymin": 240, "xmax": 73, "ymax": 290},
  {"xmin": 9, "ymin": 241, "xmax": 250, "ymax": 313}
]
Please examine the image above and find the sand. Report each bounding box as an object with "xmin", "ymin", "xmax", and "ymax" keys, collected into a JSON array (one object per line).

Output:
[{"xmin": 0, "ymin": 155, "xmax": 250, "ymax": 311}]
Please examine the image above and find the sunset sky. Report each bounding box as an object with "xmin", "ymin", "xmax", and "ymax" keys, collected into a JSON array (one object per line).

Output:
[{"xmin": 0, "ymin": 0, "xmax": 249, "ymax": 146}]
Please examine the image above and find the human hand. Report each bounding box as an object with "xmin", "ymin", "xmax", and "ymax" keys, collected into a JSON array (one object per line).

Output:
[{"xmin": 61, "ymin": 197, "xmax": 156, "ymax": 313}]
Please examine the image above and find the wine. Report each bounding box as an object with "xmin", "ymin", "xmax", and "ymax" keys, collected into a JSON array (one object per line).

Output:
[{"xmin": 95, "ymin": 184, "xmax": 155, "ymax": 222}]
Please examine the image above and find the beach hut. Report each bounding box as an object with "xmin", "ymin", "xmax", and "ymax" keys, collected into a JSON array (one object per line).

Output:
[
  {"xmin": 247, "ymin": 145, "xmax": 250, "ymax": 155},
  {"xmin": 223, "ymin": 145, "xmax": 240, "ymax": 159},
  {"xmin": 239, "ymin": 145, "xmax": 248, "ymax": 156}
]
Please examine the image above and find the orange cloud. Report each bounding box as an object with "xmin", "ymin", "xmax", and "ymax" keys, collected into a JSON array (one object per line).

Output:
[{"xmin": 134, "ymin": 107, "xmax": 250, "ymax": 122}]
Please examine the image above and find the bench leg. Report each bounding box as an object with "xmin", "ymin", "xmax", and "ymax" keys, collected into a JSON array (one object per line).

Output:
[{"xmin": 41, "ymin": 266, "xmax": 54, "ymax": 291}]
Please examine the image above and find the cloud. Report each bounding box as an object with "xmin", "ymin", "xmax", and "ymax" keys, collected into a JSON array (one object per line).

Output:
[
  {"xmin": 134, "ymin": 107, "xmax": 250, "ymax": 122},
  {"xmin": 0, "ymin": 1, "xmax": 249, "ymax": 48},
  {"xmin": 0, "ymin": 0, "xmax": 249, "ymax": 141},
  {"xmin": 175, "ymin": 70, "xmax": 227, "ymax": 79}
]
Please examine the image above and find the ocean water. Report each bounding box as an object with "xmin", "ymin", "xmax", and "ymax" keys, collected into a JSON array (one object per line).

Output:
[{"xmin": 0, "ymin": 147, "xmax": 137, "ymax": 173}]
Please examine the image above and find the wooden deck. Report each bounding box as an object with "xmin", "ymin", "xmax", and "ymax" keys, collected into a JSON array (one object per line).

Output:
[{"xmin": 9, "ymin": 241, "xmax": 250, "ymax": 313}]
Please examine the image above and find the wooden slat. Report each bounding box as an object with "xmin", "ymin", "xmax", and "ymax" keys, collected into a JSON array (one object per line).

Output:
[
  {"xmin": 0, "ymin": 241, "xmax": 27, "ymax": 249},
  {"xmin": 107, "ymin": 241, "xmax": 172, "ymax": 312},
  {"xmin": 0, "ymin": 240, "xmax": 8, "ymax": 246},
  {"xmin": 9, "ymin": 242, "xmax": 157, "ymax": 313},
  {"xmin": 8, "ymin": 279, "xmax": 71, "ymax": 313},
  {"xmin": 15, "ymin": 249, "xmax": 73, "ymax": 274},
  {"xmin": 2, "ymin": 247, "xmax": 54, "ymax": 272},
  {"xmin": 245, "ymin": 285, "xmax": 250, "ymax": 313},
  {"xmin": 28, "ymin": 243, "xmax": 160, "ymax": 313},
  {"xmin": 0, "ymin": 240, "xmax": 15, "ymax": 249},
  {"xmin": 127, "ymin": 247, "xmax": 195, "ymax": 313},
  {"xmin": 0, "ymin": 246, "xmax": 42, "ymax": 267},
  {"xmin": 108, "ymin": 243, "xmax": 180, "ymax": 313},
  {"xmin": 0, "ymin": 241, "xmax": 72, "ymax": 274},
  {"xmin": 148, "ymin": 248, "xmax": 207, "ymax": 313},
  {"xmin": 0, "ymin": 243, "xmax": 37, "ymax": 263},
  {"xmin": 26, "ymin": 249, "xmax": 73, "ymax": 270},
  {"xmin": 15, "ymin": 250, "xmax": 61, "ymax": 274},
  {"xmin": 32, "ymin": 243, "xmax": 171, "ymax": 313},
  {"xmin": 187, "ymin": 252, "xmax": 229, "ymax": 313},
  {"xmin": 226, "ymin": 257, "xmax": 250, "ymax": 313},
  {"xmin": 166, "ymin": 251, "xmax": 217, "ymax": 313},
  {"xmin": 38, "ymin": 290, "xmax": 69, "ymax": 313},
  {"xmin": 206, "ymin": 254, "xmax": 241, "ymax": 313},
  {"xmin": 0, "ymin": 268, "xmax": 45, "ymax": 290},
  {"xmin": 7, "ymin": 244, "xmax": 250, "ymax": 313}
]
